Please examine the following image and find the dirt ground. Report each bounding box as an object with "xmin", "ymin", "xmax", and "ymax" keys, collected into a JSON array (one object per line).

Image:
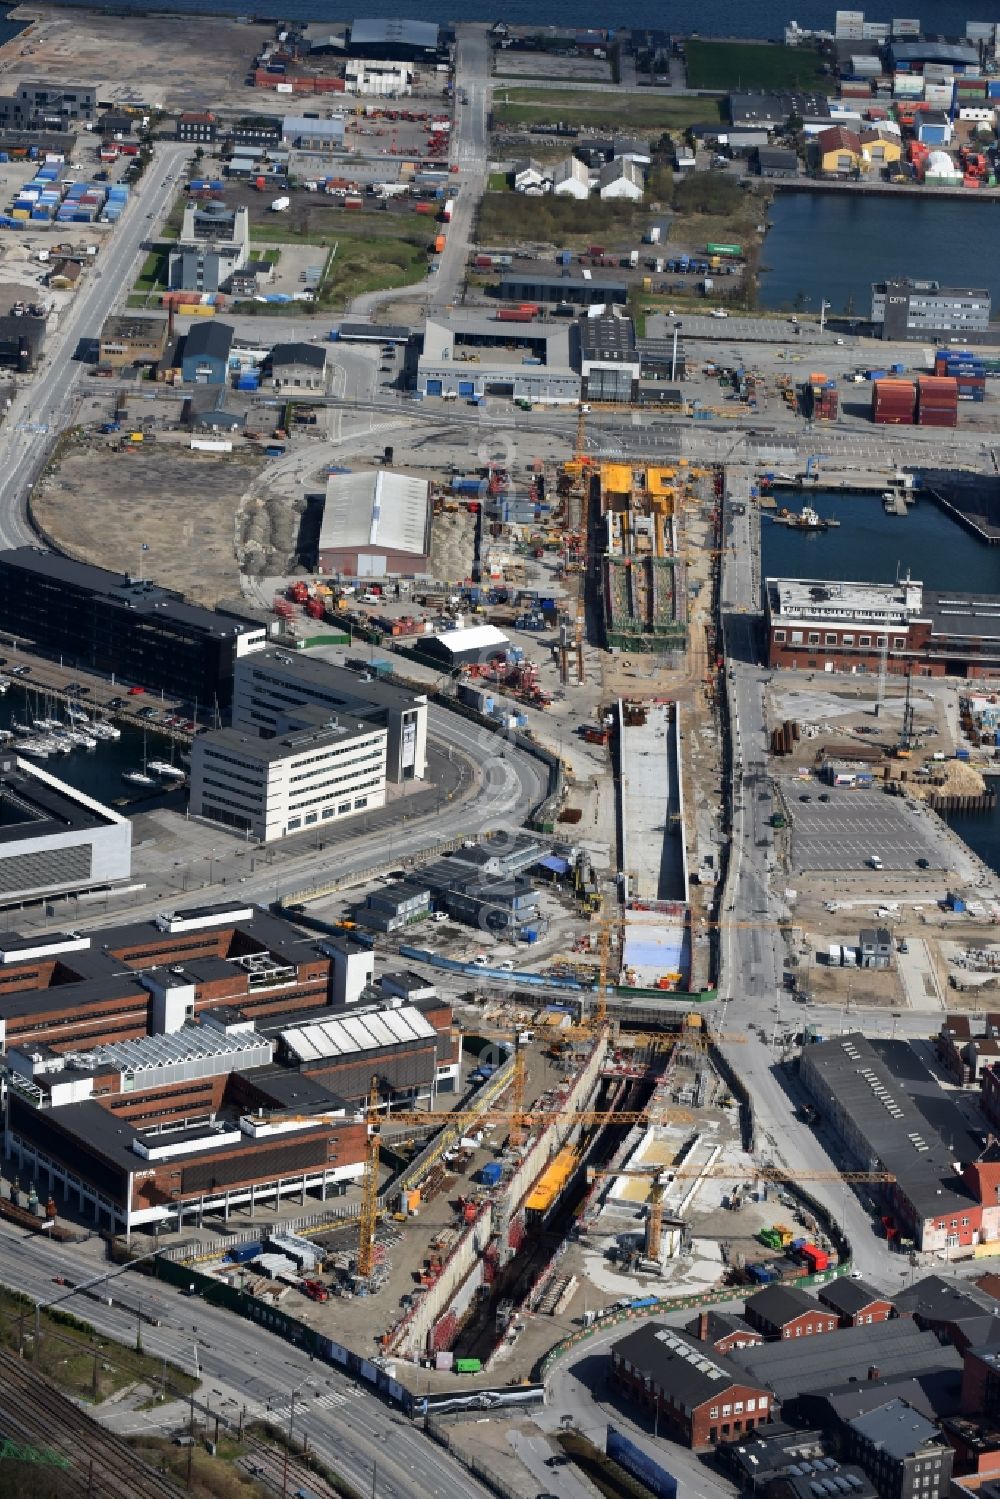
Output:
[
  {"xmin": 31, "ymin": 438, "xmax": 262, "ymax": 605},
  {"xmin": 805, "ymin": 961, "xmax": 905, "ymax": 1009},
  {"xmin": 6, "ymin": 7, "xmax": 272, "ymax": 112},
  {"xmin": 429, "ymin": 509, "xmax": 477, "ymax": 587}
]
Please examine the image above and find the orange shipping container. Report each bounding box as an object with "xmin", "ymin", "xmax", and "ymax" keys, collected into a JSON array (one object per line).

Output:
[{"xmin": 434, "ymin": 234, "xmax": 446, "ymax": 253}]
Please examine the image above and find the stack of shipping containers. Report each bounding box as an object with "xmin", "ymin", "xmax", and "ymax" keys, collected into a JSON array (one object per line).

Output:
[
  {"xmin": 934, "ymin": 348, "xmax": 986, "ymax": 402},
  {"xmin": 871, "ymin": 377, "xmax": 916, "ymax": 424},
  {"xmin": 806, "ymin": 372, "xmax": 838, "ymax": 420},
  {"xmin": 916, "ymin": 374, "xmax": 959, "ymax": 426}
]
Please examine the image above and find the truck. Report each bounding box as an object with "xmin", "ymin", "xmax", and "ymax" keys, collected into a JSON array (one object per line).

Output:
[
  {"xmin": 270, "ymin": 196, "xmax": 290, "ymax": 212},
  {"xmin": 299, "ymin": 1279, "xmax": 329, "ymax": 1302},
  {"xmin": 264, "ymin": 445, "xmax": 286, "ymax": 457}
]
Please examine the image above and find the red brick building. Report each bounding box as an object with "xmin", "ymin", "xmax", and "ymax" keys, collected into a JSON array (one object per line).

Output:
[
  {"xmin": 817, "ymin": 1279, "xmax": 896, "ymax": 1328},
  {"xmin": 745, "ymin": 1284, "xmax": 840, "ymax": 1341},
  {"xmin": 765, "ymin": 576, "xmax": 1000, "ymax": 680},
  {"xmin": 611, "ymin": 1324, "xmax": 773, "ymax": 1449},
  {"xmin": 686, "ymin": 1309, "xmax": 764, "ymax": 1355},
  {"xmin": 1, "ymin": 902, "xmax": 461, "ymax": 1237}
]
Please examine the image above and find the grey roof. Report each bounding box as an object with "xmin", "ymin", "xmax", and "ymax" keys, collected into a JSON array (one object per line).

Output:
[
  {"xmin": 338, "ymin": 322, "xmax": 410, "ymax": 342},
  {"xmin": 349, "ymin": 17, "xmax": 439, "ymax": 49},
  {"xmin": 890, "ymin": 39, "xmax": 978, "ymax": 64},
  {"xmin": 848, "ymin": 1397, "xmax": 944, "ymax": 1459},
  {"xmin": 580, "ymin": 312, "xmax": 637, "ymax": 361},
  {"xmin": 282, "ymin": 116, "xmax": 345, "ymax": 141},
  {"xmin": 746, "ymin": 1283, "xmax": 825, "ymax": 1326},
  {"xmin": 818, "ymin": 1278, "xmax": 890, "ymax": 1317},
  {"xmin": 0, "ymin": 547, "xmax": 255, "ymax": 642},
  {"xmin": 685, "ymin": 1310, "xmax": 761, "ymax": 1345},
  {"xmin": 924, "ymin": 590, "xmax": 1000, "ymax": 644},
  {"xmin": 196, "ymin": 717, "xmax": 378, "ymax": 765},
  {"xmin": 895, "ymin": 1274, "xmax": 1000, "ymax": 1327},
  {"xmin": 730, "ymin": 1321, "xmax": 961, "ymax": 1403},
  {"xmin": 827, "ymin": 1377, "xmax": 938, "ymax": 1425},
  {"xmin": 801, "ymin": 1033, "xmax": 980, "ymax": 1220},
  {"xmin": 319, "ymin": 470, "xmax": 430, "ymax": 558},
  {"xmin": 270, "ymin": 341, "xmax": 327, "ymax": 370},
  {"xmin": 244, "ymin": 648, "xmax": 427, "ymax": 714},
  {"xmin": 612, "ymin": 1323, "xmax": 762, "ymax": 1407},
  {"xmin": 183, "ymin": 320, "xmax": 234, "ymax": 361},
  {"xmin": 755, "ymin": 146, "xmax": 799, "ymax": 168}
]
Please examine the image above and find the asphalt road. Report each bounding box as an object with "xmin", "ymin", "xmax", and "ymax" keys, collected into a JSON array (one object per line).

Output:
[
  {"xmin": 350, "ymin": 25, "xmax": 491, "ymax": 321},
  {"xmin": 0, "ymin": 1222, "xmax": 490, "ymax": 1499},
  {"xmin": 0, "ymin": 144, "xmax": 190, "ymax": 550}
]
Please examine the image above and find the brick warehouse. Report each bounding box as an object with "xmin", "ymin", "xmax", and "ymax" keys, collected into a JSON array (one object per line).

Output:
[
  {"xmin": 765, "ymin": 576, "xmax": 1000, "ymax": 679},
  {"xmin": 0, "ymin": 903, "xmax": 461, "ymax": 1236},
  {"xmin": 610, "ymin": 1324, "xmax": 773, "ymax": 1449}
]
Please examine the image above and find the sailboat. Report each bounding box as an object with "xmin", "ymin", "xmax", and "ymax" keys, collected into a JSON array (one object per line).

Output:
[
  {"xmin": 122, "ymin": 729, "xmax": 155, "ymax": 788},
  {"xmin": 147, "ymin": 759, "xmax": 186, "ymax": 780}
]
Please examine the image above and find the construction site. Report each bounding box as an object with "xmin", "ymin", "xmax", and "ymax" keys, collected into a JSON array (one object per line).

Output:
[
  {"xmin": 597, "ymin": 461, "xmax": 688, "ymax": 657},
  {"xmin": 177, "ymin": 996, "xmax": 862, "ymax": 1395}
]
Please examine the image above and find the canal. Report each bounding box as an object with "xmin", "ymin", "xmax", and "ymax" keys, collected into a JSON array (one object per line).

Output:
[{"xmin": 758, "ymin": 193, "xmax": 1000, "ymax": 315}]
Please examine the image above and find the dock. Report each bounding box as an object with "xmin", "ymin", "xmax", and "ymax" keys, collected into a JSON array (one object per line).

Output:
[{"xmin": 919, "ymin": 470, "xmax": 1000, "ymax": 546}]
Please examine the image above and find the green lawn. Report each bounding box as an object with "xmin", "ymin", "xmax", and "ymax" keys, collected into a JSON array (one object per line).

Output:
[
  {"xmin": 317, "ymin": 232, "xmax": 429, "ymax": 308},
  {"xmin": 477, "ymin": 191, "xmax": 647, "ymax": 246},
  {"xmin": 492, "ymin": 87, "xmax": 723, "ymax": 133},
  {"xmin": 685, "ymin": 39, "xmax": 833, "ymax": 92},
  {"xmin": 134, "ymin": 247, "xmax": 168, "ymax": 292},
  {"xmin": 0, "ymin": 1287, "xmax": 197, "ymax": 1406}
]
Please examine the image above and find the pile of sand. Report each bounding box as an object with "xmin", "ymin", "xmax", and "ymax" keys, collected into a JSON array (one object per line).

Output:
[{"xmin": 911, "ymin": 760, "xmax": 987, "ymax": 800}]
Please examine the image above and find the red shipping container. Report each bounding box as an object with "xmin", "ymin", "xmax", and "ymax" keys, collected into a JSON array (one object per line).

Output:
[
  {"xmin": 496, "ymin": 308, "xmax": 534, "ymax": 322},
  {"xmin": 918, "ymin": 410, "xmax": 957, "ymax": 426}
]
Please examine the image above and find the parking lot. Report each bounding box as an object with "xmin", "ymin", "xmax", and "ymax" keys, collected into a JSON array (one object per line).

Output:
[{"xmin": 786, "ymin": 784, "xmax": 945, "ymax": 872}]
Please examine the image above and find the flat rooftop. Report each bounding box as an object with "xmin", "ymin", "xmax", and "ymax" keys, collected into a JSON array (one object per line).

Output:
[
  {"xmin": 245, "ymin": 649, "xmax": 426, "ymax": 712},
  {"xmin": 198, "ymin": 716, "xmax": 378, "ymax": 763},
  {"xmin": 766, "ymin": 575, "xmax": 925, "ymax": 621},
  {"xmin": 421, "ymin": 311, "xmax": 575, "ymax": 371},
  {"xmin": 100, "ymin": 315, "xmax": 168, "ymax": 343},
  {"xmin": 925, "ymin": 591, "xmax": 1000, "ymax": 640},
  {"xmin": 0, "ymin": 755, "xmax": 124, "ymax": 845},
  {"xmin": 0, "ymin": 548, "xmax": 256, "ymax": 641}
]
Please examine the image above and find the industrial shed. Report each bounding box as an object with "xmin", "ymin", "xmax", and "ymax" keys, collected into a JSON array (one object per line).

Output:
[
  {"xmin": 346, "ymin": 17, "xmax": 442, "ymax": 60},
  {"xmin": 318, "ymin": 470, "xmax": 431, "ymax": 577},
  {"xmin": 421, "ymin": 624, "xmax": 511, "ymax": 668}
]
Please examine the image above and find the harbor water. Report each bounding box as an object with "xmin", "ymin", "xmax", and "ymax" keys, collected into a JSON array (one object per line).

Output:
[
  {"xmin": 760, "ymin": 489, "xmax": 1000, "ymax": 594},
  {"xmin": 34, "ymin": 0, "xmax": 1000, "ymax": 38},
  {"xmin": 759, "ymin": 194, "xmax": 1000, "ymax": 315},
  {"xmin": 0, "ymin": 687, "xmax": 183, "ymax": 809}
]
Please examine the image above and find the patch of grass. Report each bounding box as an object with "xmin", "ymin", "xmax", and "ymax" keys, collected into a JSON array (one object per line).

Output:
[
  {"xmin": 134, "ymin": 246, "xmax": 168, "ymax": 293},
  {"xmin": 316, "ymin": 232, "xmax": 429, "ymax": 307},
  {"xmin": 492, "ymin": 87, "xmax": 723, "ymax": 133},
  {"xmin": 685, "ymin": 38, "xmax": 833, "ymax": 92},
  {"xmin": 0, "ymin": 1286, "xmax": 197, "ymax": 1406},
  {"xmin": 488, "ymin": 169, "xmax": 510, "ymax": 191},
  {"xmin": 129, "ymin": 1435, "xmax": 264, "ymax": 1499},
  {"xmin": 477, "ymin": 191, "xmax": 645, "ymax": 246},
  {"xmin": 557, "ymin": 1430, "xmax": 653, "ymax": 1499}
]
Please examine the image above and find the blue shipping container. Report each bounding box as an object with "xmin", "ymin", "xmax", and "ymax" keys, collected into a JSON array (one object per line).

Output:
[
  {"xmin": 227, "ymin": 1241, "xmax": 263, "ymax": 1264},
  {"xmin": 477, "ymin": 1162, "xmax": 503, "ymax": 1187}
]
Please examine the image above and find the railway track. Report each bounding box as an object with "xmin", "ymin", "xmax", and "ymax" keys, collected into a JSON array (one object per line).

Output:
[{"xmin": 0, "ymin": 1346, "xmax": 178, "ymax": 1498}]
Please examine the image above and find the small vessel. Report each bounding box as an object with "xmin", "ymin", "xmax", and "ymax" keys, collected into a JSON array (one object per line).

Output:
[
  {"xmin": 123, "ymin": 728, "xmax": 154, "ymax": 787},
  {"xmin": 10, "ymin": 721, "xmax": 32, "ymax": 736},
  {"xmin": 147, "ymin": 760, "xmax": 185, "ymax": 779},
  {"xmin": 772, "ymin": 505, "xmax": 841, "ymax": 531}
]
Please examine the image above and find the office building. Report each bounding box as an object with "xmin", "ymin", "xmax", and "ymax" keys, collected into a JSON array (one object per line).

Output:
[
  {"xmin": 189, "ymin": 711, "xmax": 388, "ymax": 841},
  {"xmin": 233, "ymin": 649, "xmax": 427, "ymax": 782},
  {"xmin": 0, "ymin": 81, "xmax": 96, "ymax": 131},
  {"xmin": 0, "ymin": 901, "xmax": 459, "ymax": 1235},
  {"xmin": 176, "ymin": 111, "xmax": 217, "ymax": 143},
  {"xmin": 169, "ymin": 203, "xmax": 250, "ymax": 294},
  {"xmin": 844, "ymin": 1398, "xmax": 953, "ymax": 1499},
  {"xmin": 0, "ymin": 752, "xmax": 130, "ymax": 902},
  {"xmin": 269, "ymin": 342, "xmax": 328, "ymax": 391},
  {"xmin": 0, "ymin": 549, "xmax": 266, "ymax": 712},
  {"xmin": 417, "ymin": 310, "xmax": 581, "ymax": 403},
  {"xmin": 281, "ymin": 116, "xmax": 345, "ymax": 151},
  {"xmin": 871, "ymin": 279, "xmax": 991, "ymax": 342},
  {"xmin": 579, "ymin": 312, "xmax": 640, "ymax": 402}
]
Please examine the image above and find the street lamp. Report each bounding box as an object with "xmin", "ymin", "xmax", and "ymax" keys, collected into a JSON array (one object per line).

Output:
[{"xmin": 276, "ymin": 1377, "xmax": 315, "ymax": 1498}]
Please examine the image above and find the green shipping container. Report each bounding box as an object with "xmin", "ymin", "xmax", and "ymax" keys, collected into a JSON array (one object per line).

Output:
[
  {"xmin": 454, "ymin": 1358, "xmax": 482, "ymax": 1374},
  {"xmin": 706, "ymin": 242, "xmax": 743, "ymax": 257}
]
